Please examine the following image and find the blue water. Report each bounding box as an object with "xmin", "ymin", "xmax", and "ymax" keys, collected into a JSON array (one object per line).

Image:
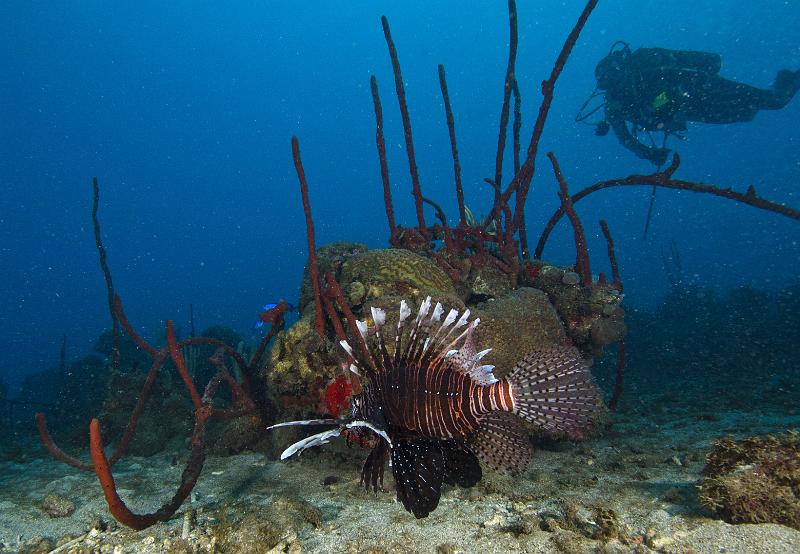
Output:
[{"xmin": 1, "ymin": 1, "xmax": 798, "ymax": 393}]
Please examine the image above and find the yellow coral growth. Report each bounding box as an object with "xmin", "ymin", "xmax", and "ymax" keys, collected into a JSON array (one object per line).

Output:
[{"xmin": 268, "ymin": 317, "xmax": 329, "ymax": 390}]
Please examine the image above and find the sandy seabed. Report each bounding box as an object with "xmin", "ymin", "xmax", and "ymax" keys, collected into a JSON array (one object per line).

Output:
[{"xmin": 1, "ymin": 401, "xmax": 799, "ymax": 554}]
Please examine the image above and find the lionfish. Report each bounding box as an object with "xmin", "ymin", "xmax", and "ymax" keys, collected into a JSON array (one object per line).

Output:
[{"xmin": 269, "ymin": 297, "xmax": 603, "ymax": 518}]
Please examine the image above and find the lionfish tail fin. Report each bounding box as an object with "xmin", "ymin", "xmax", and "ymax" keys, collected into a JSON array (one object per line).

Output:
[{"xmin": 508, "ymin": 345, "xmax": 603, "ymax": 440}]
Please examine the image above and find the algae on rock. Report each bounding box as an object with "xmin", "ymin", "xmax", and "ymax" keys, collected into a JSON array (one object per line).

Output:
[
  {"xmin": 268, "ymin": 317, "xmax": 337, "ymax": 396},
  {"xmin": 698, "ymin": 432, "xmax": 800, "ymax": 529}
]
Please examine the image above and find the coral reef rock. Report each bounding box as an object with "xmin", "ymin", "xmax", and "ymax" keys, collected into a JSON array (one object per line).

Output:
[
  {"xmin": 267, "ymin": 315, "xmax": 340, "ymax": 431},
  {"xmin": 462, "ymin": 262, "xmax": 515, "ymax": 303},
  {"xmin": 473, "ymin": 287, "xmax": 566, "ymax": 377},
  {"xmin": 268, "ymin": 318, "xmax": 336, "ymax": 393},
  {"xmin": 210, "ymin": 498, "xmax": 321, "ymax": 554},
  {"xmin": 339, "ymin": 248, "xmax": 459, "ymax": 307},
  {"xmin": 39, "ymin": 493, "xmax": 75, "ymax": 518},
  {"xmin": 99, "ymin": 367, "xmax": 193, "ymax": 456},
  {"xmin": 299, "ymin": 241, "xmax": 369, "ymax": 313},
  {"xmin": 524, "ymin": 262, "xmax": 626, "ymax": 355}
]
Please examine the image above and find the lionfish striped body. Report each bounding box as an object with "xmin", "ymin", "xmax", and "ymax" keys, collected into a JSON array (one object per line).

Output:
[
  {"xmin": 269, "ymin": 297, "xmax": 603, "ymax": 518},
  {"xmin": 354, "ymin": 323, "xmax": 513, "ymax": 440}
]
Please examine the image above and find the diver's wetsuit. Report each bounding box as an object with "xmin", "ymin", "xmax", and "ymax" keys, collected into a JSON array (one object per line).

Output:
[{"xmin": 597, "ymin": 47, "xmax": 800, "ymax": 165}]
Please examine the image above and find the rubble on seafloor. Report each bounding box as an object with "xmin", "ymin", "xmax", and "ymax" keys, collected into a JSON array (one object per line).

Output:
[{"xmin": 697, "ymin": 432, "xmax": 800, "ymax": 529}]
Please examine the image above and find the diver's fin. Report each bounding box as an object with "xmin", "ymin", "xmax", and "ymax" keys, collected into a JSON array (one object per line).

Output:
[{"xmin": 774, "ymin": 69, "xmax": 800, "ymax": 97}]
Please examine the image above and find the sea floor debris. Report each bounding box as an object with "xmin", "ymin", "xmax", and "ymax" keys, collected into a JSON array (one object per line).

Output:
[{"xmin": 3, "ymin": 387, "xmax": 799, "ymax": 554}]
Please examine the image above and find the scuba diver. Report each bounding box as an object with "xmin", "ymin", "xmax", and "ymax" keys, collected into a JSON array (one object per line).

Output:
[{"xmin": 578, "ymin": 42, "xmax": 800, "ymax": 166}]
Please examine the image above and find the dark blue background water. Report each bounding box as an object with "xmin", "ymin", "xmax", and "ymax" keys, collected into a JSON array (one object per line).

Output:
[{"xmin": 2, "ymin": 1, "xmax": 798, "ymax": 393}]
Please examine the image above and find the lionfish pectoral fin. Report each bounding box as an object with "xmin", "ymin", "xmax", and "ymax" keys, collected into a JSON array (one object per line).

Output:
[
  {"xmin": 267, "ymin": 418, "xmax": 345, "ymax": 460},
  {"xmin": 268, "ymin": 419, "xmax": 391, "ymax": 461},
  {"xmin": 266, "ymin": 418, "xmax": 341, "ymax": 430},
  {"xmin": 390, "ymin": 437, "xmax": 481, "ymax": 519},
  {"xmin": 439, "ymin": 440, "xmax": 481, "ymax": 488},
  {"xmin": 508, "ymin": 345, "xmax": 604, "ymax": 440},
  {"xmin": 470, "ymin": 412, "xmax": 533, "ymax": 475},
  {"xmin": 345, "ymin": 420, "xmax": 392, "ymax": 448},
  {"xmin": 361, "ymin": 439, "xmax": 389, "ymax": 493},
  {"xmin": 278, "ymin": 428, "xmax": 343, "ymax": 460},
  {"xmin": 391, "ymin": 438, "xmax": 444, "ymax": 519}
]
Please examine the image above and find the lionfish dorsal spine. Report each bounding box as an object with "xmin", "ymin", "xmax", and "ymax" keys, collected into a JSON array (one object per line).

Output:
[
  {"xmin": 426, "ymin": 308, "xmax": 459, "ymax": 355},
  {"xmin": 401, "ymin": 297, "xmax": 432, "ymax": 364},
  {"xmin": 393, "ymin": 299, "xmax": 412, "ymax": 366},
  {"xmin": 339, "ymin": 339, "xmax": 354, "ymax": 358},
  {"xmin": 418, "ymin": 306, "xmax": 463, "ymax": 366},
  {"xmin": 370, "ymin": 306, "xmax": 393, "ymax": 372},
  {"xmin": 339, "ymin": 339, "xmax": 369, "ymax": 375},
  {"xmin": 339, "ymin": 298, "xmax": 503, "ymax": 388},
  {"xmin": 371, "ymin": 305, "xmax": 387, "ymax": 327},
  {"xmin": 339, "ymin": 315, "xmax": 379, "ymax": 375},
  {"xmin": 439, "ymin": 310, "xmax": 472, "ymax": 351},
  {"xmin": 428, "ymin": 302, "xmax": 448, "ymax": 338},
  {"xmin": 429, "ymin": 317, "xmax": 477, "ymax": 368},
  {"xmin": 417, "ymin": 302, "xmax": 445, "ymax": 361},
  {"xmin": 355, "ymin": 319, "xmax": 368, "ymax": 339},
  {"xmin": 430, "ymin": 302, "xmax": 445, "ymax": 323}
]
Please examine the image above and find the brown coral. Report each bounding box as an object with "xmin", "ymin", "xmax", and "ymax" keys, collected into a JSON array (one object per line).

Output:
[
  {"xmin": 522, "ymin": 262, "xmax": 626, "ymax": 355},
  {"xmin": 473, "ymin": 287, "xmax": 566, "ymax": 377}
]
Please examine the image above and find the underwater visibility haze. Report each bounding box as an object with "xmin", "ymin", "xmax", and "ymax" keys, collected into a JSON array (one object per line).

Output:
[{"xmin": 1, "ymin": 1, "xmax": 799, "ymax": 552}]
